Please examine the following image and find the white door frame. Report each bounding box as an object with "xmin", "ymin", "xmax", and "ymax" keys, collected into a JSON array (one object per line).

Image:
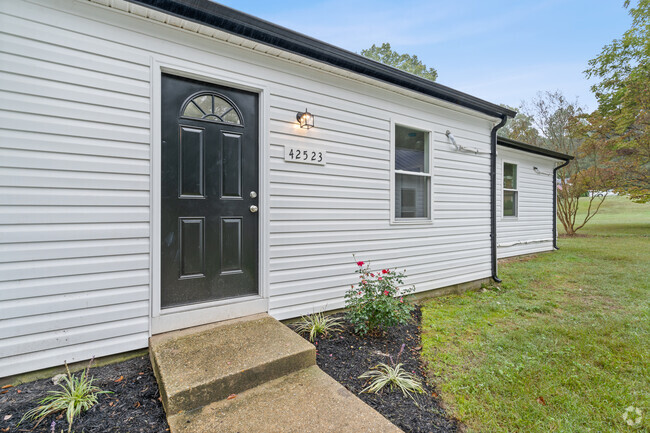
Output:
[{"xmin": 149, "ymin": 57, "xmax": 270, "ymax": 335}]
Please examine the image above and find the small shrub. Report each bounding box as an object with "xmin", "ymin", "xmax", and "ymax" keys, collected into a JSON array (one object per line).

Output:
[
  {"xmin": 359, "ymin": 344, "xmax": 424, "ymax": 400},
  {"xmin": 20, "ymin": 359, "xmax": 110, "ymax": 433},
  {"xmin": 294, "ymin": 311, "xmax": 343, "ymax": 342},
  {"xmin": 344, "ymin": 258, "xmax": 415, "ymax": 335}
]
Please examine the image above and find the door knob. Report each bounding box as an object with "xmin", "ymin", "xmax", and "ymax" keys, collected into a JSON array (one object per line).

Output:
[{"xmin": 250, "ymin": 205, "xmax": 258, "ymax": 213}]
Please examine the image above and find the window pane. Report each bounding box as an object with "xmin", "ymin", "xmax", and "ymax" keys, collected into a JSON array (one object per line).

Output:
[
  {"xmin": 395, "ymin": 125, "xmax": 429, "ymax": 173},
  {"xmin": 183, "ymin": 102, "xmax": 203, "ymax": 118},
  {"xmin": 504, "ymin": 163, "xmax": 517, "ymax": 189},
  {"xmin": 213, "ymin": 96, "xmax": 233, "ymax": 117},
  {"xmin": 222, "ymin": 109, "xmax": 242, "ymax": 125},
  {"xmin": 504, "ymin": 190, "xmax": 517, "ymax": 216},
  {"xmin": 182, "ymin": 94, "xmax": 242, "ymax": 125},
  {"xmin": 193, "ymin": 95, "xmax": 212, "ymax": 114},
  {"xmin": 395, "ymin": 173, "xmax": 430, "ymax": 218}
]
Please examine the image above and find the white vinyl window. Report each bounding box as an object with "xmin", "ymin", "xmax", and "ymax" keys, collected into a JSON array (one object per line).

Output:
[
  {"xmin": 503, "ymin": 162, "xmax": 518, "ymax": 217},
  {"xmin": 393, "ymin": 124, "xmax": 431, "ymax": 221}
]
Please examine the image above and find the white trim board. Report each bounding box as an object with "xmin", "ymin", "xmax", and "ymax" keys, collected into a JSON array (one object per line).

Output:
[
  {"xmin": 151, "ymin": 297, "xmax": 268, "ymax": 334},
  {"xmin": 500, "ymin": 159, "xmax": 519, "ymax": 221},
  {"xmin": 389, "ymin": 116, "xmax": 435, "ymax": 226},
  {"xmin": 149, "ymin": 58, "xmax": 271, "ymax": 335}
]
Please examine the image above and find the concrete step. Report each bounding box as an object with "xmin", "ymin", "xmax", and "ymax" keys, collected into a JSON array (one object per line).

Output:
[
  {"xmin": 168, "ymin": 365, "xmax": 403, "ymax": 433},
  {"xmin": 150, "ymin": 313, "xmax": 316, "ymax": 415}
]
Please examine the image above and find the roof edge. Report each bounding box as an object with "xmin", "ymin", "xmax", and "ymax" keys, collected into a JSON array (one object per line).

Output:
[
  {"xmin": 124, "ymin": 0, "xmax": 517, "ymax": 119},
  {"xmin": 497, "ymin": 136, "xmax": 574, "ymax": 161}
]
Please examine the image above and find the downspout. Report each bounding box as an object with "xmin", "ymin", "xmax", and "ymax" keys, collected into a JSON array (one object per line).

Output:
[
  {"xmin": 490, "ymin": 116, "xmax": 508, "ymax": 283},
  {"xmin": 552, "ymin": 159, "xmax": 571, "ymax": 249}
]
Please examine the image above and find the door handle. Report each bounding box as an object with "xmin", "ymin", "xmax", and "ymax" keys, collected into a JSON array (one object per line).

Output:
[{"xmin": 250, "ymin": 205, "xmax": 258, "ymax": 213}]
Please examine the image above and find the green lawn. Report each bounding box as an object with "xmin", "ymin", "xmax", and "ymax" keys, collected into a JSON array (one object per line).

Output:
[
  {"xmin": 564, "ymin": 194, "xmax": 650, "ymax": 237},
  {"xmin": 421, "ymin": 196, "xmax": 650, "ymax": 432}
]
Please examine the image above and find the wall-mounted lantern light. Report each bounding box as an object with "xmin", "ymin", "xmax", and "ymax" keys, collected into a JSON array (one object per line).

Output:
[{"xmin": 296, "ymin": 108, "xmax": 314, "ymax": 129}]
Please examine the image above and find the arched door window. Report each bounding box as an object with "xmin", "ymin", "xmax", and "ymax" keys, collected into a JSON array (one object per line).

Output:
[{"xmin": 180, "ymin": 92, "xmax": 243, "ymax": 125}]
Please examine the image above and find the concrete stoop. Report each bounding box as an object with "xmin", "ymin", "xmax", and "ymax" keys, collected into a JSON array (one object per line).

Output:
[
  {"xmin": 169, "ymin": 365, "xmax": 402, "ymax": 432},
  {"xmin": 150, "ymin": 313, "xmax": 402, "ymax": 433}
]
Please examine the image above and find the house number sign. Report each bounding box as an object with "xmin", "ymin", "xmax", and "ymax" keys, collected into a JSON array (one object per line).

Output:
[{"xmin": 284, "ymin": 145, "xmax": 326, "ymax": 165}]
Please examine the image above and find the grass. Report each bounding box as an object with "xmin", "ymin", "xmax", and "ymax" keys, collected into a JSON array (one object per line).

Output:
[
  {"xmin": 359, "ymin": 362, "xmax": 425, "ymax": 400},
  {"xmin": 358, "ymin": 343, "xmax": 425, "ymax": 400},
  {"xmin": 563, "ymin": 194, "xmax": 650, "ymax": 236},
  {"xmin": 19, "ymin": 360, "xmax": 110, "ymax": 433},
  {"xmin": 421, "ymin": 196, "xmax": 650, "ymax": 432},
  {"xmin": 294, "ymin": 311, "xmax": 344, "ymax": 342}
]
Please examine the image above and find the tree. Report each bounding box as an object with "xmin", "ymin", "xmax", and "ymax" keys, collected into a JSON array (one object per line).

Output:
[
  {"xmin": 361, "ymin": 43, "xmax": 438, "ymax": 81},
  {"xmin": 520, "ymin": 91, "xmax": 614, "ymax": 235},
  {"xmin": 499, "ymin": 104, "xmax": 543, "ymax": 146},
  {"xmin": 584, "ymin": 0, "xmax": 650, "ymax": 202}
]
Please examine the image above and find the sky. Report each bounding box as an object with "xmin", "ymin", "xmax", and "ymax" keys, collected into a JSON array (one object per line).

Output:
[{"xmin": 217, "ymin": 0, "xmax": 633, "ymax": 113}]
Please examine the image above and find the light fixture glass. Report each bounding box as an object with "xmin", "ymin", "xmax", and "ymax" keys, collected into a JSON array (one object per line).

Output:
[{"xmin": 296, "ymin": 108, "xmax": 314, "ymax": 129}]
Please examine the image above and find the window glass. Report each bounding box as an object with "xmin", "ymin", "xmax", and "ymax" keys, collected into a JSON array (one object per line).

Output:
[
  {"xmin": 503, "ymin": 162, "xmax": 518, "ymax": 217},
  {"xmin": 503, "ymin": 190, "xmax": 517, "ymax": 217},
  {"xmin": 504, "ymin": 163, "xmax": 517, "ymax": 189},
  {"xmin": 183, "ymin": 102, "xmax": 203, "ymax": 118},
  {"xmin": 193, "ymin": 94, "xmax": 212, "ymax": 114},
  {"xmin": 182, "ymin": 93, "xmax": 242, "ymax": 125},
  {"xmin": 395, "ymin": 125, "xmax": 429, "ymax": 173},
  {"xmin": 395, "ymin": 173, "xmax": 430, "ymax": 219}
]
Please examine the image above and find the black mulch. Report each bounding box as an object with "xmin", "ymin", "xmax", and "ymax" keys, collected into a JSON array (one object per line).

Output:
[
  {"xmin": 2, "ymin": 308, "xmax": 458, "ymax": 433},
  {"xmin": 0, "ymin": 356, "xmax": 168, "ymax": 433},
  {"xmin": 296, "ymin": 307, "xmax": 460, "ymax": 433}
]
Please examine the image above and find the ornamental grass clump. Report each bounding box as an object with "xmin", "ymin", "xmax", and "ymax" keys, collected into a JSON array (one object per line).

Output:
[
  {"xmin": 344, "ymin": 258, "xmax": 414, "ymax": 336},
  {"xmin": 294, "ymin": 311, "xmax": 344, "ymax": 342},
  {"xmin": 19, "ymin": 359, "xmax": 110, "ymax": 433},
  {"xmin": 359, "ymin": 343, "xmax": 424, "ymax": 401}
]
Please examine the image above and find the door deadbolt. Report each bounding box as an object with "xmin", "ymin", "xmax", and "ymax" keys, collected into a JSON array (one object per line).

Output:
[
  {"xmin": 249, "ymin": 205, "xmax": 258, "ymax": 213},
  {"xmin": 250, "ymin": 191, "xmax": 257, "ymax": 198}
]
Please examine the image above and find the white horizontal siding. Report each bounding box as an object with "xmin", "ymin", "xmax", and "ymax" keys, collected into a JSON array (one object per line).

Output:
[
  {"xmin": 1, "ymin": 0, "xmax": 500, "ymax": 375},
  {"xmin": 0, "ymin": 318, "xmax": 148, "ymax": 356},
  {"xmin": 496, "ymin": 146, "xmax": 559, "ymax": 258},
  {"xmin": 266, "ymin": 86, "xmax": 493, "ymax": 319},
  {"xmin": 0, "ymin": 335, "xmax": 147, "ymax": 378},
  {"xmin": 0, "ymin": 270, "xmax": 150, "ymax": 301},
  {"xmin": 0, "ymin": 1, "xmax": 151, "ymax": 376},
  {"xmin": 0, "ymin": 223, "xmax": 149, "ymax": 243},
  {"xmin": 0, "ymin": 302, "xmax": 148, "ymax": 339},
  {"xmin": 0, "ymin": 239, "xmax": 150, "ymax": 263}
]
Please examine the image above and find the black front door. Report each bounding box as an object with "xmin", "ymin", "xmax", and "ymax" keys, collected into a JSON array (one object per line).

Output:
[{"xmin": 161, "ymin": 74, "xmax": 259, "ymax": 309}]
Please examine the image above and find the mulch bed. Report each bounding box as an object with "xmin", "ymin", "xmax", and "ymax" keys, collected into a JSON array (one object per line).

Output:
[
  {"xmin": 295, "ymin": 307, "xmax": 460, "ymax": 433},
  {"xmin": 0, "ymin": 356, "xmax": 168, "ymax": 433},
  {"xmin": 2, "ymin": 308, "xmax": 458, "ymax": 433}
]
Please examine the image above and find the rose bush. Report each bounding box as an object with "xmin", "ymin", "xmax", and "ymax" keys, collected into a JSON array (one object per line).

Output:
[{"xmin": 344, "ymin": 259, "xmax": 415, "ymax": 336}]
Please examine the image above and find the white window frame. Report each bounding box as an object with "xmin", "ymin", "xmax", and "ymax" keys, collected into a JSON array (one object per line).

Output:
[
  {"xmin": 389, "ymin": 118, "xmax": 434, "ymax": 225},
  {"xmin": 502, "ymin": 160, "xmax": 518, "ymax": 218}
]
